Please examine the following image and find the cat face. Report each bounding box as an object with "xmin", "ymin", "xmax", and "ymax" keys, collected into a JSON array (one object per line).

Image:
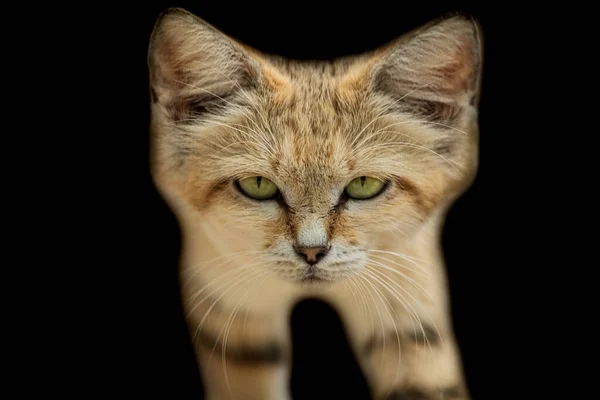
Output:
[{"xmin": 148, "ymin": 9, "xmax": 482, "ymax": 284}]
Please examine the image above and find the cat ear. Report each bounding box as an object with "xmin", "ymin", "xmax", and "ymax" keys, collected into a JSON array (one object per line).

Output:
[
  {"xmin": 371, "ymin": 14, "xmax": 483, "ymax": 123},
  {"xmin": 148, "ymin": 8, "xmax": 260, "ymax": 121}
]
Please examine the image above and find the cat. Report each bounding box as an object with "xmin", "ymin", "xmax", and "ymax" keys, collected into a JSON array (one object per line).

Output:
[{"xmin": 148, "ymin": 8, "xmax": 482, "ymax": 400}]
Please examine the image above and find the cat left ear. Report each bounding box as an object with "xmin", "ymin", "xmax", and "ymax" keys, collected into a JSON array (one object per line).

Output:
[
  {"xmin": 148, "ymin": 8, "xmax": 261, "ymax": 121},
  {"xmin": 371, "ymin": 14, "xmax": 483, "ymax": 123}
]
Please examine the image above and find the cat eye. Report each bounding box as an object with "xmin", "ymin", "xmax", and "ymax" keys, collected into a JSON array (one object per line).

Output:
[
  {"xmin": 236, "ymin": 176, "xmax": 279, "ymax": 200},
  {"xmin": 345, "ymin": 176, "xmax": 387, "ymax": 200}
]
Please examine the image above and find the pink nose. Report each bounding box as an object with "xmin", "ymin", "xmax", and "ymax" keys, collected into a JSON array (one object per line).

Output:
[{"xmin": 294, "ymin": 246, "xmax": 330, "ymax": 265}]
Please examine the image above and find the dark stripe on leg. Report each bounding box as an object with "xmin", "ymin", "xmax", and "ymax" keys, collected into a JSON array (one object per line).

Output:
[
  {"xmin": 363, "ymin": 332, "xmax": 401, "ymax": 355},
  {"xmin": 405, "ymin": 324, "xmax": 441, "ymax": 346},
  {"xmin": 363, "ymin": 324, "xmax": 441, "ymax": 355},
  {"xmin": 197, "ymin": 329, "xmax": 286, "ymax": 365}
]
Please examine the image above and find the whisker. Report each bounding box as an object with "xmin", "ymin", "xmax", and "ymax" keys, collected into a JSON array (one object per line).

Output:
[
  {"xmin": 365, "ymin": 264, "xmax": 444, "ymax": 351},
  {"xmin": 191, "ymin": 266, "xmax": 266, "ymax": 345},
  {"xmin": 357, "ymin": 269, "xmax": 403, "ymax": 382},
  {"xmin": 184, "ymin": 254, "xmax": 268, "ymax": 307},
  {"xmin": 362, "ymin": 266, "xmax": 427, "ymax": 357},
  {"xmin": 342, "ymin": 279, "xmax": 361, "ymax": 315},
  {"xmin": 186, "ymin": 258, "xmax": 266, "ymax": 319},
  {"xmin": 349, "ymin": 274, "xmax": 376, "ymax": 354},
  {"xmin": 367, "ymin": 250, "xmax": 433, "ymax": 276},
  {"xmin": 355, "ymin": 140, "xmax": 463, "ymax": 174},
  {"xmin": 366, "ymin": 258, "xmax": 433, "ymax": 300},
  {"xmin": 368, "ymin": 253, "xmax": 432, "ymax": 280},
  {"xmin": 352, "ymin": 121, "xmax": 425, "ymax": 151},
  {"xmin": 183, "ymin": 250, "xmax": 270, "ymax": 283},
  {"xmin": 355, "ymin": 272, "xmax": 387, "ymax": 367},
  {"xmin": 354, "ymin": 119, "xmax": 469, "ymax": 151},
  {"xmin": 215, "ymin": 270, "xmax": 274, "ymax": 397}
]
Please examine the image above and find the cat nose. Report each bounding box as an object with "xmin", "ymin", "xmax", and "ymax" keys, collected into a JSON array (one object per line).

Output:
[{"xmin": 294, "ymin": 245, "xmax": 330, "ymax": 265}]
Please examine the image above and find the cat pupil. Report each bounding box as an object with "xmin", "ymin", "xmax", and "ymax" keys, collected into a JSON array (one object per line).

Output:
[
  {"xmin": 360, "ymin": 176, "xmax": 366, "ymax": 187},
  {"xmin": 257, "ymin": 176, "xmax": 262, "ymax": 188}
]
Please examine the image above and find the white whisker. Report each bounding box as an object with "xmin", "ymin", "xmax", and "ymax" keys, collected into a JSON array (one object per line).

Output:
[
  {"xmin": 367, "ymin": 250, "xmax": 433, "ymax": 276},
  {"xmin": 357, "ymin": 269, "xmax": 403, "ymax": 382},
  {"xmin": 355, "ymin": 272, "xmax": 387, "ymax": 367}
]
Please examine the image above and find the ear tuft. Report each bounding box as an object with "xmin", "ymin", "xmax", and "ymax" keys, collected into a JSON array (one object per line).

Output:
[
  {"xmin": 371, "ymin": 14, "xmax": 483, "ymax": 123},
  {"xmin": 148, "ymin": 8, "xmax": 260, "ymax": 122}
]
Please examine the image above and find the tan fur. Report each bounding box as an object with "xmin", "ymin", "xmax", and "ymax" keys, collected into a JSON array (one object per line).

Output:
[{"xmin": 149, "ymin": 8, "xmax": 482, "ymax": 400}]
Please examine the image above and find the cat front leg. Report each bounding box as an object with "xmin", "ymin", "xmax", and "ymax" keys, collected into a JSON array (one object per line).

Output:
[
  {"xmin": 353, "ymin": 285, "xmax": 471, "ymax": 400},
  {"xmin": 363, "ymin": 326, "xmax": 470, "ymax": 400},
  {"xmin": 185, "ymin": 290, "xmax": 292, "ymax": 400},
  {"xmin": 332, "ymin": 269, "xmax": 470, "ymax": 400},
  {"xmin": 196, "ymin": 342, "xmax": 290, "ymax": 400}
]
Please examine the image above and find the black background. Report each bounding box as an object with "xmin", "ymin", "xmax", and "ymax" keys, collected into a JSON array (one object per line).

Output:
[{"xmin": 58, "ymin": 2, "xmax": 556, "ymax": 399}]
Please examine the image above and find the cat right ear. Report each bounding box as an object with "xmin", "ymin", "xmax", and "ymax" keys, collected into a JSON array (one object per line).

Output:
[
  {"xmin": 369, "ymin": 14, "xmax": 483, "ymax": 124},
  {"xmin": 148, "ymin": 8, "xmax": 261, "ymax": 122}
]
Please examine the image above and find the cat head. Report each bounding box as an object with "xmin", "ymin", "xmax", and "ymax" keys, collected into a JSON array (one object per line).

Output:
[{"xmin": 148, "ymin": 8, "xmax": 482, "ymax": 284}]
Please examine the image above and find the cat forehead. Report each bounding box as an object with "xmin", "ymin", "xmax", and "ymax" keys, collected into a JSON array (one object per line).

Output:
[
  {"xmin": 259, "ymin": 59, "xmax": 369, "ymax": 127},
  {"xmin": 272, "ymin": 137, "xmax": 352, "ymax": 177},
  {"xmin": 256, "ymin": 89, "xmax": 369, "ymax": 148},
  {"xmin": 250, "ymin": 101, "xmax": 365, "ymax": 173},
  {"xmin": 226, "ymin": 88, "xmax": 400, "ymax": 178}
]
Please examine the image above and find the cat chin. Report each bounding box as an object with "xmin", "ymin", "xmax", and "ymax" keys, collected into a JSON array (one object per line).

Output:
[
  {"xmin": 297, "ymin": 270, "xmax": 343, "ymax": 286},
  {"xmin": 282, "ymin": 266, "xmax": 362, "ymax": 286},
  {"xmin": 274, "ymin": 261, "xmax": 361, "ymax": 285},
  {"xmin": 276, "ymin": 270, "xmax": 336, "ymax": 285},
  {"xmin": 298, "ymin": 275, "xmax": 331, "ymax": 284}
]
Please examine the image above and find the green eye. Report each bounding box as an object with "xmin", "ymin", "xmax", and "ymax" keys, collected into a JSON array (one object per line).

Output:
[
  {"xmin": 345, "ymin": 176, "xmax": 386, "ymax": 199},
  {"xmin": 236, "ymin": 176, "xmax": 279, "ymax": 200}
]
